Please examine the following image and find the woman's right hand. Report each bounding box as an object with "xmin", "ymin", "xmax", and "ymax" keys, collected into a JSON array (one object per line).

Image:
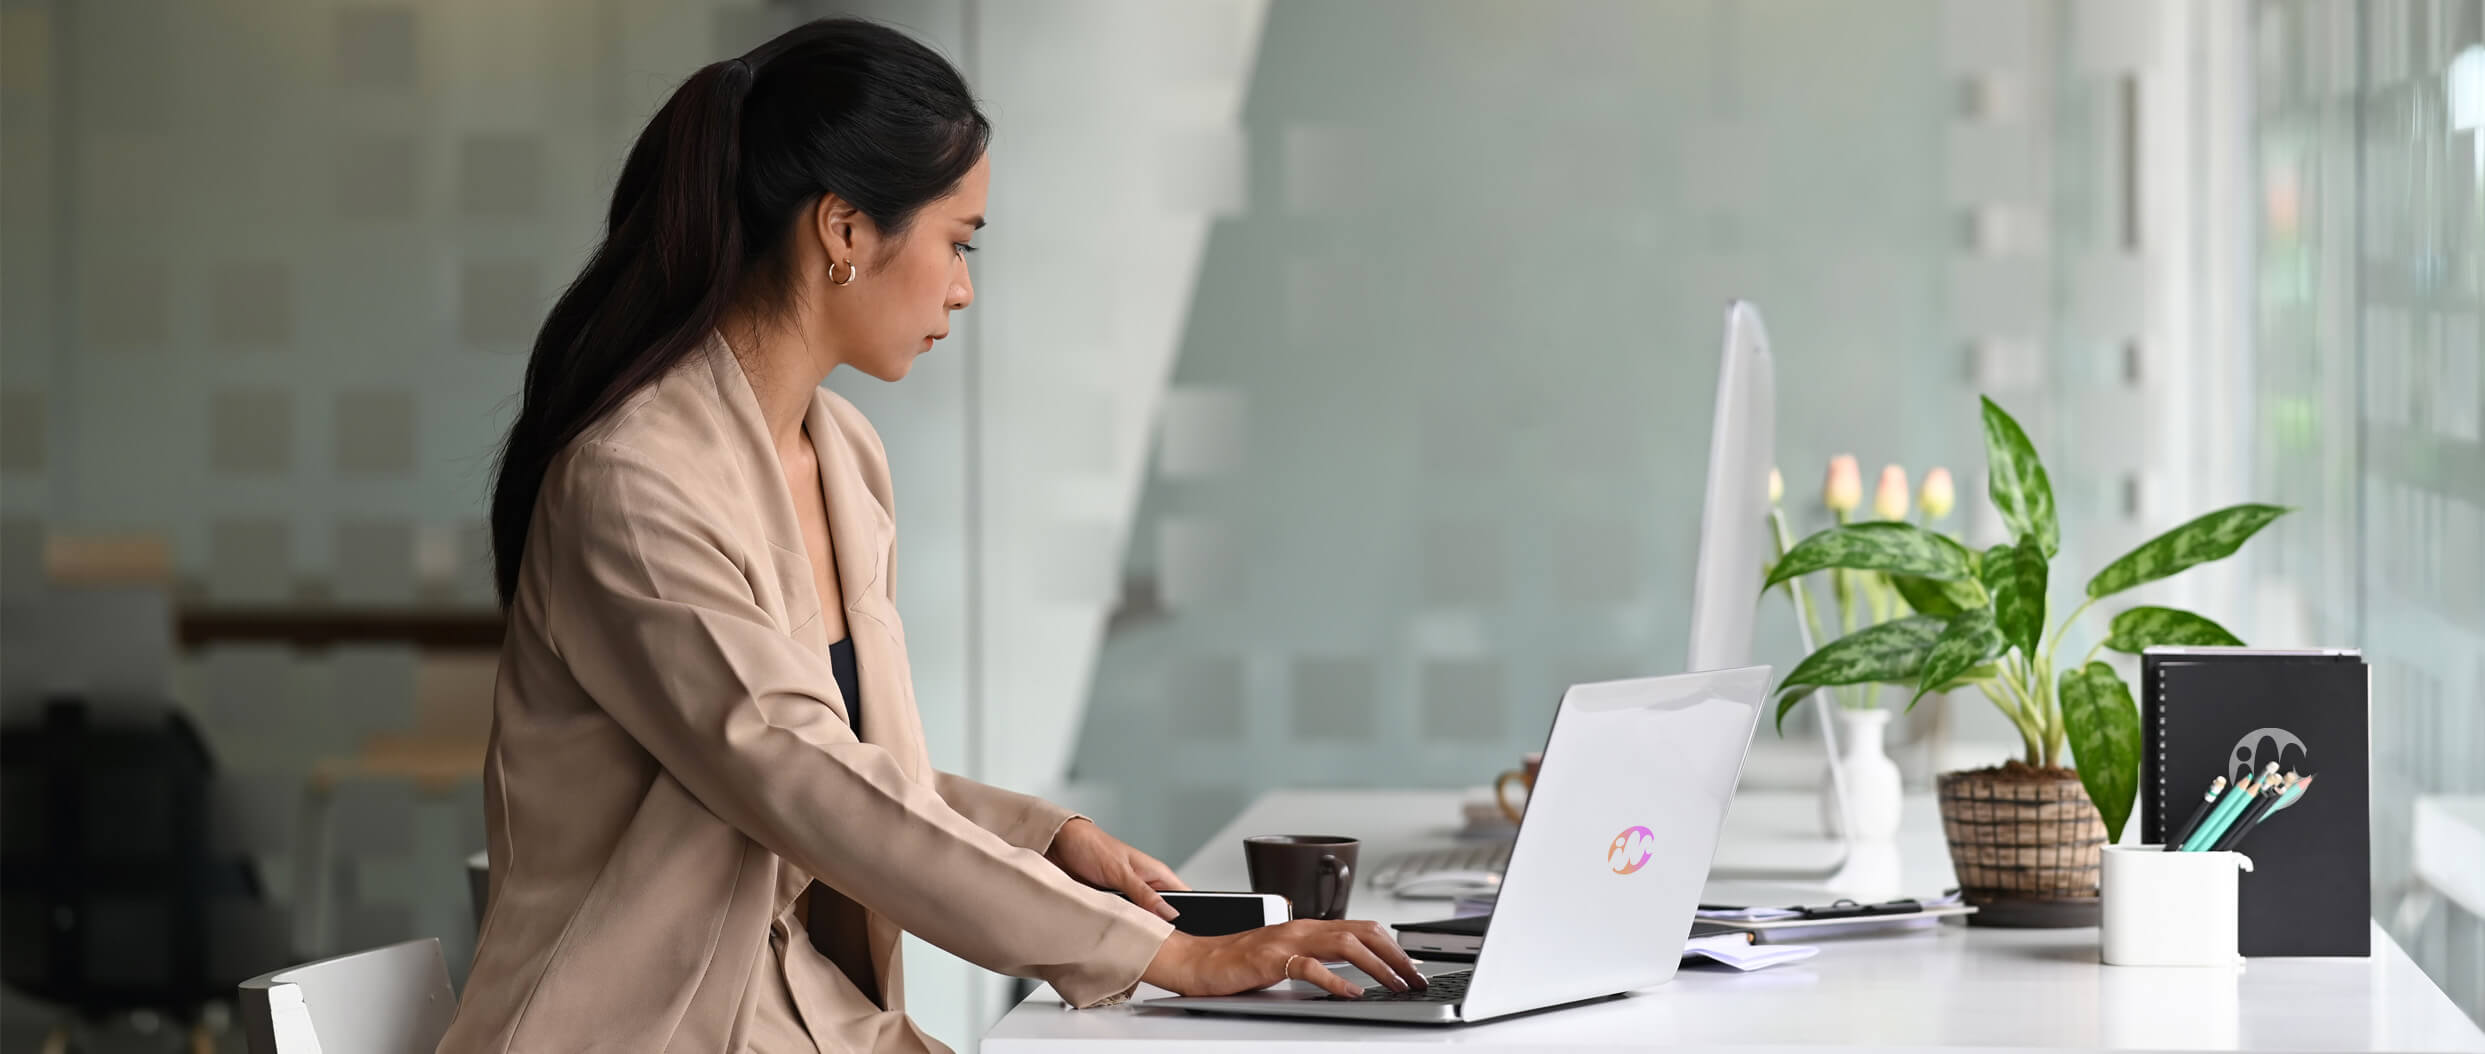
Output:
[{"xmin": 1140, "ymin": 920, "xmax": 1428, "ymax": 999}]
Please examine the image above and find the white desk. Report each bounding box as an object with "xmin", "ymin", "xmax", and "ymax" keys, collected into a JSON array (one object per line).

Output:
[{"xmin": 985, "ymin": 788, "xmax": 2485, "ymax": 1052}]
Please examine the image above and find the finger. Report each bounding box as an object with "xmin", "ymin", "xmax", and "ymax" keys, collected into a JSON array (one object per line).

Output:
[
  {"xmin": 1292, "ymin": 957, "xmax": 1363, "ymax": 999},
  {"xmin": 1354, "ymin": 921, "xmax": 1428, "ymax": 988},
  {"xmin": 1134, "ymin": 852, "xmax": 1189, "ymax": 891},
  {"xmin": 1120, "ymin": 873, "xmax": 1180, "ymax": 921},
  {"xmin": 1328, "ymin": 937, "xmax": 1409, "ymax": 992}
]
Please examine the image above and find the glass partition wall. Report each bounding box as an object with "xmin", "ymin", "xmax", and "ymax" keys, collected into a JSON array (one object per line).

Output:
[{"xmin": 2248, "ymin": 0, "xmax": 2484, "ymax": 1021}]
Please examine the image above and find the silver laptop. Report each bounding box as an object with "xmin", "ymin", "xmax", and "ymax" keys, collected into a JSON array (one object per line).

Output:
[{"xmin": 1143, "ymin": 664, "xmax": 1768, "ymax": 1025}]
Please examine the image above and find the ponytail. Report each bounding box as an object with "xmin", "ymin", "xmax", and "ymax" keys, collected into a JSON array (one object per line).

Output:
[
  {"xmin": 487, "ymin": 18, "xmax": 988, "ymax": 608},
  {"xmin": 487, "ymin": 58, "xmax": 753, "ymax": 607}
]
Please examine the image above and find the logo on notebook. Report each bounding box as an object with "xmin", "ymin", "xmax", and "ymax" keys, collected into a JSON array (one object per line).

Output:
[
  {"xmin": 2230, "ymin": 727, "xmax": 2308, "ymax": 784},
  {"xmin": 1608, "ymin": 826, "xmax": 1656, "ymax": 875}
]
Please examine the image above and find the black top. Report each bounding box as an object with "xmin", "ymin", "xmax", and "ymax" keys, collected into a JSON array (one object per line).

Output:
[{"xmin": 828, "ymin": 636, "xmax": 861, "ymax": 737}]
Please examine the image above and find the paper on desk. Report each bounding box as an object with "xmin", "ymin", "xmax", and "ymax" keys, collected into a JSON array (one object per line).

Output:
[
  {"xmin": 1695, "ymin": 889, "xmax": 1964, "ymax": 923},
  {"xmin": 1683, "ymin": 935, "xmax": 1818, "ymax": 971},
  {"xmin": 1695, "ymin": 905, "xmax": 1803, "ymax": 921}
]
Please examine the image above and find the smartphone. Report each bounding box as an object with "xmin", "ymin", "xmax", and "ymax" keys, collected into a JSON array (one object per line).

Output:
[{"xmin": 1123, "ymin": 890, "xmax": 1290, "ymax": 937}]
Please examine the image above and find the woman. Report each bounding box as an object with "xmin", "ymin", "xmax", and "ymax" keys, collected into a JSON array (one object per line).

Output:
[{"xmin": 442, "ymin": 18, "xmax": 1421, "ymax": 1054}]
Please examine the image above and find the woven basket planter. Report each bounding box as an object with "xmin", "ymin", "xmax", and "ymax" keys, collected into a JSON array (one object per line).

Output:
[{"xmin": 1936, "ymin": 767, "xmax": 2106, "ymax": 925}]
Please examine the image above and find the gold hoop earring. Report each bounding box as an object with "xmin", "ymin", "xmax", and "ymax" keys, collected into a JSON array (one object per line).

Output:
[{"xmin": 828, "ymin": 260, "xmax": 858, "ymax": 286}]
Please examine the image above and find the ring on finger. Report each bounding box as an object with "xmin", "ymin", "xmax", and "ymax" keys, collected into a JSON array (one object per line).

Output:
[{"xmin": 1283, "ymin": 954, "xmax": 1305, "ymax": 981}]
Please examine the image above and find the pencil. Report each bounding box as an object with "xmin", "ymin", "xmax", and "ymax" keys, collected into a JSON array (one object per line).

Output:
[
  {"xmin": 2263, "ymin": 773, "xmax": 2316, "ymax": 816},
  {"xmin": 2220, "ymin": 773, "xmax": 2310, "ymax": 851},
  {"xmin": 2179, "ymin": 774, "xmax": 2255, "ymax": 851},
  {"xmin": 2197, "ymin": 763, "xmax": 2284, "ymax": 850},
  {"xmin": 2163, "ymin": 776, "xmax": 2227, "ymax": 851},
  {"xmin": 2209, "ymin": 774, "xmax": 2289, "ymax": 852}
]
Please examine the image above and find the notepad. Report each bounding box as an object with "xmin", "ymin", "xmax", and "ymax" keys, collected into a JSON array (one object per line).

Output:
[
  {"xmin": 1682, "ymin": 935, "xmax": 1820, "ymax": 971},
  {"xmin": 1392, "ymin": 915, "xmax": 1800, "ymax": 966},
  {"xmin": 1694, "ymin": 891, "xmax": 1974, "ymax": 936}
]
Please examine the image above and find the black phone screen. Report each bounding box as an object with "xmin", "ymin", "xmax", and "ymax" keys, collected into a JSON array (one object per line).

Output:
[{"xmin": 1142, "ymin": 892, "xmax": 1279, "ymax": 937}]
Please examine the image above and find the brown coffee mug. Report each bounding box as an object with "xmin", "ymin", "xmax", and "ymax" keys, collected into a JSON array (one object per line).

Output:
[
  {"xmin": 1243, "ymin": 835, "xmax": 1359, "ymax": 920},
  {"xmin": 1493, "ymin": 752, "xmax": 1545, "ymax": 823}
]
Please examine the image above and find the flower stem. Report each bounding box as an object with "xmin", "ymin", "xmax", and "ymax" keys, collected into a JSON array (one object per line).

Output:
[
  {"xmin": 1771, "ymin": 508, "xmax": 1845, "ymax": 711},
  {"xmin": 1770, "ymin": 508, "xmax": 1832, "ymax": 654}
]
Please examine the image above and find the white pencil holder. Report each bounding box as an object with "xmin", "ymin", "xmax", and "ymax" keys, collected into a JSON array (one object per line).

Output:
[{"xmin": 2100, "ymin": 846, "xmax": 2253, "ymax": 966}]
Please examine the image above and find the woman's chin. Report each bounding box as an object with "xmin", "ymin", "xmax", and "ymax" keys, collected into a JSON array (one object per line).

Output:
[{"xmin": 856, "ymin": 356, "xmax": 914, "ymax": 383}]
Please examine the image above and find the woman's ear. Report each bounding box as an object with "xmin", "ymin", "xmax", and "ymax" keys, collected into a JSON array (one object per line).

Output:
[{"xmin": 811, "ymin": 193, "xmax": 866, "ymax": 270}]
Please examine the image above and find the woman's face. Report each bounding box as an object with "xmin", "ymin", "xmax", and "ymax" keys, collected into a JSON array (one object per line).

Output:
[{"xmin": 819, "ymin": 154, "xmax": 986, "ymax": 383}]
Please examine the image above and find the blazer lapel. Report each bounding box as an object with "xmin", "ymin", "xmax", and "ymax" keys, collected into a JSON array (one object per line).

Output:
[
  {"xmin": 803, "ymin": 390, "xmax": 930, "ymax": 1008},
  {"xmin": 802, "ymin": 392, "xmax": 926, "ymax": 780},
  {"xmin": 701, "ymin": 339, "xmax": 834, "ymax": 653}
]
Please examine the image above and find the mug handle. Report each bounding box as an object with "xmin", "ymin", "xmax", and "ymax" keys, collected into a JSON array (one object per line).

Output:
[
  {"xmin": 1316, "ymin": 855, "xmax": 1352, "ymax": 920},
  {"xmin": 1493, "ymin": 768, "xmax": 1529, "ymax": 824}
]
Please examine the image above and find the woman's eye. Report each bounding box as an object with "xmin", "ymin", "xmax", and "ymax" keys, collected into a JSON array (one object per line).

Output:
[{"xmin": 954, "ymin": 242, "xmax": 978, "ymax": 256}]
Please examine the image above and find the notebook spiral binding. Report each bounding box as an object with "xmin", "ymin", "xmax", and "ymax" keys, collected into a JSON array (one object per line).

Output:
[{"xmin": 2152, "ymin": 664, "xmax": 2169, "ymax": 842}]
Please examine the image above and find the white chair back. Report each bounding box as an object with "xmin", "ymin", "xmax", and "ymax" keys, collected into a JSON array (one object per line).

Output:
[
  {"xmin": 237, "ymin": 938, "xmax": 456, "ymax": 1054},
  {"xmin": 465, "ymin": 850, "xmax": 490, "ymax": 931}
]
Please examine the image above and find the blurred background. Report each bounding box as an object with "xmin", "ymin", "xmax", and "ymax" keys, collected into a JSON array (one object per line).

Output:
[{"xmin": 0, "ymin": 0, "xmax": 2477, "ymax": 1048}]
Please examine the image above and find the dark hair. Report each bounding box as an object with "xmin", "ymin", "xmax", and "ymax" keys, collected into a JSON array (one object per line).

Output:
[{"xmin": 488, "ymin": 18, "xmax": 988, "ymax": 607}]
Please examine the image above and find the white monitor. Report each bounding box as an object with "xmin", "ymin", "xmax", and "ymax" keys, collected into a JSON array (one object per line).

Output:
[
  {"xmin": 1686, "ymin": 301, "xmax": 1774, "ymax": 673},
  {"xmin": 1687, "ymin": 301, "xmax": 1857, "ymax": 879}
]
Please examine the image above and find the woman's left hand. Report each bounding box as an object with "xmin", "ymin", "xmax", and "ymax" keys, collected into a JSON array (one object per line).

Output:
[{"xmin": 1046, "ymin": 818, "xmax": 1189, "ymax": 921}]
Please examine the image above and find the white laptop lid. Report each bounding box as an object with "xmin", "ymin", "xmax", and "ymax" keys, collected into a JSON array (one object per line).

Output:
[{"xmin": 1458, "ymin": 665, "xmax": 1768, "ymax": 1022}]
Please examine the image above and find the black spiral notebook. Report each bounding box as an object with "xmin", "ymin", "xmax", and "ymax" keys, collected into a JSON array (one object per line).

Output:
[{"xmin": 2140, "ymin": 647, "xmax": 2369, "ymax": 957}]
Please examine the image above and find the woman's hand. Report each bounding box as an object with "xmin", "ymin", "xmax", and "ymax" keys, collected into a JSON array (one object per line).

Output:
[
  {"xmin": 1141, "ymin": 922, "xmax": 1428, "ymax": 999},
  {"xmin": 1046, "ymin": 818, "xmax": 1188, "ymax": 921}
]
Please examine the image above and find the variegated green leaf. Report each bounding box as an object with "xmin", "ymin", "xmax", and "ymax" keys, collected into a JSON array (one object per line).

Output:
[
  {"xmin": 2060, "ymin": 662, "xmax": 2142, "ymax": 843},
  {"xmin": 1925, "ymin": 662, "xmax": 2003, "ymax": 695},
  {"xmin": 2086, "ymin": 504, "xmax": 2292, "ymax": 599},
  {"xmin": 1762, "ymin": 523, "xmax": 1975, "ymax": 591},
  {"xmin": 1988, "ymin": 538, "xmax": 2049, "ymax": 659},
  {"xmin": 2103, "ymin": 606, "xmax": 2244, "ymax": 653},
  {"xmin": 1981, "ymin": 397, "xmax": 2059, "ymax": 557},
  {"xmin": 1913, "ymin": 607, "xmax": 2007, "ymax": 706},
  {"xmin": 1772, "ymin": 614, "xmax": 1946, "ymax": 732},
  {"xmin": 1889, "ymin": 573, "xmax": 1987, "ymax": 618}
]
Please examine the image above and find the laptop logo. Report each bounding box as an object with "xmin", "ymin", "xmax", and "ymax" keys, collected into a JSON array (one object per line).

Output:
[{"xmin": 1608, "ymin": 826, "xmax": 1656, "ymax": 875}]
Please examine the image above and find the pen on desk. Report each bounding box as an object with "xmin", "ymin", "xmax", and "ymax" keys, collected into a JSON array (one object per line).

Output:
[
  {"xmin": 2163, "ymin": 776, "xmax": 2226, "ymax": 851},
  {"xmin": 2209, "ymin": 773, "xmax": 2290, "ymax": 852}
]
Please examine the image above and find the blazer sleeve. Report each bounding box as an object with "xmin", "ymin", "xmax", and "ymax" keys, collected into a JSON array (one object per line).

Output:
[
  {"xmin": 934, "ymin": 771, "xmax": 1083, "ymax": 853},
  {"xmin": 538, "ymin": 442, "xmax": 1171, "ymax": 1008}
]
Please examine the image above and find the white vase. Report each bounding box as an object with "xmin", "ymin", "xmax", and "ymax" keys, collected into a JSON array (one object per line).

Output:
[{"xmin": 1820, "ymin": 708, "xmax": 1904, "ymax": 840}]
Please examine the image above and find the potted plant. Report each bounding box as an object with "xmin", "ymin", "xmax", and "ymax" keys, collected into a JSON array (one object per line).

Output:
[
  {"xmin": 1764, "ymin": 398, "xmax": 2288, "ymax": 925},
  {"xmin": 1765, "ymin": 456, "xmax": 1963, "ymax": 839}
]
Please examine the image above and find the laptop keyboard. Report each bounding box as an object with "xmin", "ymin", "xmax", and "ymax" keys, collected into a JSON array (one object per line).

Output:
[
  {"xmin": 1335, "ymin": 969, "xmax": 1471, "ymax": 1003},
  {"xmin": 1369, "ymin": 842, "xmax": 1513, "ymax": 889}
]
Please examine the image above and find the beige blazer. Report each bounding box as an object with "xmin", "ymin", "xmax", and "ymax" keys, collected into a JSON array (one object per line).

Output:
[{"xmin": 440, "ymin": 337, "xmax": 1171, "ymax": 1053}]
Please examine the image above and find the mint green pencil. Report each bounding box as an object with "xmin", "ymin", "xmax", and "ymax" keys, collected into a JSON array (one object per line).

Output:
[
  {"xmin": 2183, "ymin": 767, "xmax": 2272, "ymax": 851},
  {"xmin": 2180, "ymin": 774, "xmax": 2258, "ymax": 851}
]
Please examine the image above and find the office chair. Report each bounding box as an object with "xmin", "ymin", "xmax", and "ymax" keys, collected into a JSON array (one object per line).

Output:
[{"xmin": 236, "ymin": 938, "xmax": 456, "ymax": 1054}]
